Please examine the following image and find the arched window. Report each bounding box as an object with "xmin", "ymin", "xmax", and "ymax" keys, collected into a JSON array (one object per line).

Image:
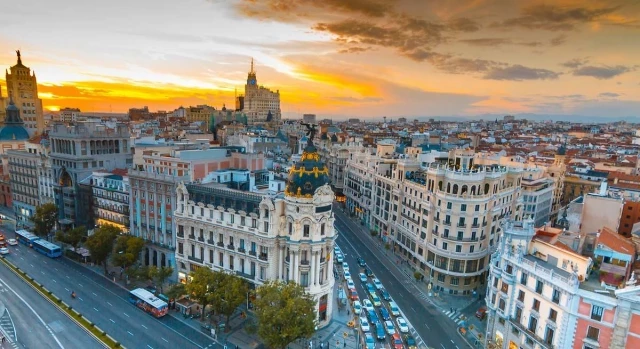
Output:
[
  {"xmin": 471, "ymin": 186, "xmax": 476, "ymax": 195},
  {"xmin": 461, "ymin": 185, "xmax": 468, "ymax": 195},
  {"xmin": 447, "ymin": 183, "xmax": 451, "ymax": 193},
  {"xmin": 438, "ymin": 181, "xmax": 443, "ymax": 191},
  {"xmin": 452, "ymin": 184, "xmax": 459, "ymax": 194},
  {"xmin": 484, "ymin": 183, "xmax": 490, "ymax": 195}
]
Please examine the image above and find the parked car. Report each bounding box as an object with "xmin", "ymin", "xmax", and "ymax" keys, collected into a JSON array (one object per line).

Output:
[
  {"xmin": 379, "ymin": 289, "xmax": 391, "ymax": 301},
  {"xmin": 363, "ymin": 299, "xmax": 375, "ymax": 312},
  {"xmin": 352, "ymin": 300, "xmax": 362, "ymax": 314},
  {"xmin": 357, "ymin": 257, "xmax": 366, "ymax": 267},
  {"xmin": 364, "ymin": 268, "xmax": 374, "ymax": 277},
  {"xmin": 344, "ymin": 271, "xmax": 352, "ymax": 280},
  {"xmin": 375, "ymin": 322, "xmax": 386, "ymax": 340},
  {"xmin": 0, "ymin": 247, "xmax": 9, "ymax": 255},
  {"xmin": 396, "ymin": 317, "xmax": 409, "ymax": 333},
  {"xmin": 7, "ymin": 239, "xmax": 17, "ymax": 246},
  {"xmin": 336, "ymin": 253, "xmax": 344, "ymax": 263},
  {"xmin": 384, "ymin": 320, "xmax": 396, "ymax": 335},
  {"xmin": 342, "ymin": 262, "xmax": 350, "ymax": 271},
  {"xmin": 350, "ymin": 289, "xmax": 359, "ymax": 301},
  {"xmin": 360, "ymin": 317, "xmax": 370, "ymax": 332},
  {"xmin": 389, "ymin": 301, "xmax": 400, "ymax": 316},
  {"xmin": 391, "ymin": 333, "xmax": 404, "ymax": 349},
  {"xmin": 359, "ymin": 273, "xmax": 368, "ymax": 283},
  {"xmin": 347, "ymin": 279, "xmax": 355, "ymax": 289},
  {"xmin": 405, "ymin": 335, "xmax": 418, "ymax": 349},
  {"xmin": 364, "ymin": 333, "xmax": 376, "ymax": 349},
  {"xmin": 373, "ymin": 278, "xmax": 383, "ymax": 290},
  {"xmin": 476, "ymin": 306, "xmax": 487, "ymax": 320},
  {"xmin": 379, "ymin": 307, "xmax": 391, "ymax": 321}
]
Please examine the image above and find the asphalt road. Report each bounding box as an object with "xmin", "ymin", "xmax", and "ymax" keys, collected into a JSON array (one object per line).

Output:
[
  {"xmin": 0, "ymin": 255, "xmax": 101, "ymax": 349},
  {"xmin": 333, "ymin": 207, "xmax": 470, "ymax": 349},
  {"xmin": 1, "ymin": 237, "xmax": 217, "ymax": 349}
]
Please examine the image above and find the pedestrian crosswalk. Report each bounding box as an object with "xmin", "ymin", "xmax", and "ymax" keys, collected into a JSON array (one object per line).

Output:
[{"xmin": 442, "ymin": 309, "xmax": 466, "ymax": 326}]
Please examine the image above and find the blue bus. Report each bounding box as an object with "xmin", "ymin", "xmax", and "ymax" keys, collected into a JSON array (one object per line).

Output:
[
  {"xmin": 32, "ymin": 239, "xmax": 62, "ymax": 258},
  {"xmin": 15, "ymin": 230, "xmax": 40, "ymax": 246}
]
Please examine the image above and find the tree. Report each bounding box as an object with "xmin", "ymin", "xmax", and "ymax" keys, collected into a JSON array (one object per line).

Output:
[
  {"xmin": 254, "ymin": 281, "xmax": 316, "ymax": 349},
  {"xmin": 56, "ymin": 226, "xmax": 87, "ymax": 248},
  {"xmin": 111, "ymin": 235, "xmax": 145, "ymax": 270},
  {"xmin": 31, "ymin": 203, "xmax": 58, "ymax": 237},
  {"xmin": 212, "ymin": 274, "xmax": 248, "ymax": 327},
  {"xmin": 414, "ymin": 271, "xmax": 422, "ymax": 282},
  {"xmin": 149, "ymin": 266, "xmax": 174, "ymax": 294},
  {"xmin": 166, "ymin": 283, "xmax": 186, "ymax": 301},
  {"xmin": 85, "ymin": 225, "xmax": 119, "ymax": 274},
  {"xmin": 185, "ymin": 267, "xmax": 215, "ymax": 320}
]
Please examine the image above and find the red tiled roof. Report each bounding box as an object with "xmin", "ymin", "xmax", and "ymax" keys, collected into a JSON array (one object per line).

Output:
[
  {"xmin": 597, "ymin": 227, "xmax": 636, "ymax": 256},
  {"xmin": 111, "ymin": 168, "xmax": 128, "ymax": 176}
]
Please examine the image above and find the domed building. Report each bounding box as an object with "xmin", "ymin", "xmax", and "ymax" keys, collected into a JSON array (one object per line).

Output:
[
  {"xmin": 285, "ymin": 139, "xmax": 330, "ymax": 198},
  {"xmin": 0, "ymin": 96, "xmax": 30, "ymax": 154}
]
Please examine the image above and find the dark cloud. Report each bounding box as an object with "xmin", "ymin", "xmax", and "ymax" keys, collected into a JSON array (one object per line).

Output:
[
  {"xmin": 483, "ymin": 65, "xmax": 561, "ymax": 81},
  {"xmin": 491, "ymin": 4, "xmax": 620, "ymax": 31},
  {"xmin": 428, "ymin": 54, "xmax": 504, "ymax": 74},
  {"xmin": 459, "ymin": 38, "xmax": 512, "ymax": 47},
  {"xmin": 549, "ymin": 34, "xmax": 567, "ymax": 46},
  {"xmin": 547, "ymin": 94, "xmax": 585, "ymax": 100},
  {"xmin": 598, "ymin": 92, "xmax": 621, "ymax": 98},
  {"xmin": 338, "ymin": 46, "xmax": 371, "ymax": 54},
  {"xmin": 235, "ymin": 0, "xmax": 393, "ymax": 20},
  {"xmin": 561, "ymin": 58, "xmax": 589, "ymax": 68},
  {"xmin": 447, "ymin": 17, "xmax": 481, "ymax": 32},
  {"xmin": 572, "ymin": 65, "xmax": 634, "ymax": 79}
]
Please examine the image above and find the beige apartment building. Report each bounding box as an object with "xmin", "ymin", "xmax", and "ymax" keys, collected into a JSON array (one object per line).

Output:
[{"xmin": 4, "ymin": 51, "xmax": 44, "ymax": 135}]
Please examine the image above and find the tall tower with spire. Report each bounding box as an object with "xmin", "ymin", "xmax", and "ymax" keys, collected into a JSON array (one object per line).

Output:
[
  {"xmin": 4, "ymin": 50, "xmax": 44, "ymax": 136},
  {"xmin": 242, "ymin": 59, "xmax": 281, "ymax": 126}
]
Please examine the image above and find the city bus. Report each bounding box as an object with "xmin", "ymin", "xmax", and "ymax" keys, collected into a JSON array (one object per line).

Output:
[
  {"xmin": 15, "ymin": 230, "xmax": 40, "ymax": 246},
  {"xmin": 32, "ymin": 239, "xmax": 62, "ymax": 258},
  {"xmin": 128, "ymin": 288, "xmax": 168, "ymax": 318}
]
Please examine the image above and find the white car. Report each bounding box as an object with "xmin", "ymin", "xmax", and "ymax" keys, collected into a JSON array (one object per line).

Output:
[
  {"xmin": 344, "ymin": 271, "xmax": 352, "ymax": 280},
  {"xmin": 352, "ymin": 300, "xmax": 362, "ymax": 314},
  {"xmin": 389, "ymin": 301, "xmax": 400, "ymax": 316},
  {"xmin": 373, "ymin": 278, "xmax": 383, "ymax": 290},
  {"xmin": 347, "ymin": 279, "xmax": 355, "ymax": 289},
  {"xmin": 396, "ymin": 317, "xmax": 409, "ymax": 333},
  {"xmin": 363, "ymin": 299, "xmax": 374, "ymax": 312},
  {"xmin": 7, "ymin": 239, "xmax": 17, "ymax": 246},
  {"xmin": 342, "ymin": 262, "xmax": 350, "ymax": 272},
  {"xmin": 384, "ymin": 320, "xmax": 396, "ymax": 335},
  {"xmin": 359, "ymin": 273, "xmax": 367, "ymax": 283},
  {"xmin": 336, "ymin": 253, "xmax": 344, "ymax": 263},
  {"xmin": 0, "ymin": 247, "xmax": 9, "ymax": 255},
  {"xmin": 360, "ymin": 317, "xmax": 370, "ymax": 332}
]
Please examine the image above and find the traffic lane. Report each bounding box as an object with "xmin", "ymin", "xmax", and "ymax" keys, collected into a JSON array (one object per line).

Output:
[
  {"xmin": 5, "ymin": 247, "xmax": 205, "ymax": 349},
  {"xmin": 335, "ymin": 217, "xmax": 469, "ymax": 349},
  {"xmin": 0, "ymin": 262, "xmax": 102, "ymax": 349}
]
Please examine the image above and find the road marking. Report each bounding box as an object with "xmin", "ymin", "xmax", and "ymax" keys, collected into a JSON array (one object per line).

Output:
[
  {"xmin": 107, "ymin": 302, "xmax": 113, "ymax": 306},
  {"xmin": 78, "ymin": 283, "xmax": 83, "ymax": 287},
  {"xmin": 127, "ymin": 331, "xmax": 134, "ymax": 336},
  {"xmin": 54, "ymin": 268, "xmax": 58, "ymax": 271},
  {"xmin": 41, "ymin": 271, "xmax": 45, "ymax": 275},
  {"xmin": 440, "ymin": 344, "xmax": 445, "ymax": 349},
  {"xmin": 92, "ymin": 292, "xmax": 97, "ymax": 297},
  {"xmin": 64, "ymin": 288, "xmax": 69, "ymax": 292},
  {"xmin": 110, "ymin": 319, "xmax": 115, "ymax": 323},
  {"xmin": 162, "ymin": 338, "xmax": 168, "ymax": 343},
  {"xmin": 30, "ymin": 264, "xmax": 34, "ymax": 267},
  {"xmin": 66, "ymin": 276, "xmax": 70, "ymax": 279},
  {"xmin": 78, "ymin": 297, "xmax": 84, "ymax": 301},
  {"xmin": 53, "ymin": 279, "xmax": 57, "ymax": 283},
  {"xmin": 0, "ymin": 277, "xmax": 65, "ymax": 349},
  {"xmin": 20, "ymin": 257, "xmax": 23, "ymax": 260},
  {"xmin": 147, "ymin": 345, "xmax": 154, "ymax": 349},
  {"xmin": 123, "ymin": 312, "xmax": 130, "ymax": 318},
  {"xmin": 451, "ymin": 340, "xmax": 455, "ymax": 343},
  {"xmin": 43, "ymin": 261, "xmax": 47, "ymax": 264},
  {"xmin": 93, "ymin": 308, "xmax": 99, "ymax": 311},
  {"xmin": 141, "ymin": 324, "xmax": 148, "ymax": 329}
]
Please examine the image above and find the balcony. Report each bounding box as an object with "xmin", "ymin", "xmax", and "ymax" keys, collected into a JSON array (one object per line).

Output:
[
  {"xmin": 207, "ymin": 239, "xmax": 215, "ymax": 245},
  {"xmin": 188, "ymin": 255, "xmax": 203, "ymax": 263},
  {"xmin": 301, "ymin": 259, "xmax": 310, "ymax": 265},
  {"xmin": 443, "ymin": 221, "xmax": 451, "ymax": 226},
  {"xmin": 238, "ymin": 248, "xmax": 246, "ymax": 253},
  {"xmin": 217, "ymin": 242, "xmax": 224, "ymax": 248},
  {"xmin": 457, "ymin": 223, "xmax": 466, "ymax": 228},
  {"xmin": 471, "ymin": 223, "xmax": 480, "ymax": 228},
  {"xmin": 235, "ymin": 271, "xmax": 255, "ymax": 280},
  {"xmin": 198, "ymin": 237, "xmax": 205, "ymax": 242},
  {"xmin": 177, "ymin": 231, "xmax": 184, "ymax": 238},
  {"xmin": 259, "ymin": 253, "xmax": 268, "ymax": 261},
  {"xmin": 509, "ymin": 318, "xmax": 552, "ymax": 349},
  {"xmin": 188, "ymin": 234, "xmax": 195, "ymax": 240},
  {"xmin": 227, "ymin": 244, "xmax": 235, "ymax": 251},
  {"xmin": 249, "ymin": 250, "xmax": 257, "ymax": 257}
]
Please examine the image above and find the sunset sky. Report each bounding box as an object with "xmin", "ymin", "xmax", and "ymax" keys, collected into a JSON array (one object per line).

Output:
[{"xmin": 1, "ymin": 0, "xmax": 639, "ymax": 120}]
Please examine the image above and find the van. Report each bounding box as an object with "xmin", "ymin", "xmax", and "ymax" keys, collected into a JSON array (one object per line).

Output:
[{"xmin": 389, "ymin": 301, "xmax": 400, "ymax": 316}]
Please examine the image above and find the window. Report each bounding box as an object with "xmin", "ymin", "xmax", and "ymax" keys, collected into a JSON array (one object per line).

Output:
[
  {"xmin": 437, "ymin": 273, "xmax": 445, "ymax": 282},
  {"xmin": 230, "ymin": 214, "xmax": 235, "ymax": 224},
  {"xmin": 536, "ymin": 280, "xmax": 543, "ymax": 294},
  {"xmin": 264, "ymin": 221, "xmax": 269, "ymax": 232},
  {"xmin": 514, "ymin": 306, "xmax": 523, "ymax": 321},
  {"xmin": 528, "ymin": 316, "xmax": 538, "ymax": 332},
  {"xmin": 469, "ymin": 245, "xmax": 475, "ymax": 253},
  {"xmin": 218, "ymin": 252, "xmax": 223, "ymax": 267},
  {"xmin": 506, "ymin": 264, "xmax": 513, "ymax": 275},
  {"xmin": 475, "ymin": 204, "xmax": 480, "ymax": 212},
  {"xmin": 442, "ymin": 242, "xmax": 448, "ymax": 250},
  {"xmin": 493, "ymin": 277, "xmax": 499, "ymax": 288},
  {"xmin": 209, "ymin": 250, "xmax": 213, "ymax": 263},
  {"xmin": 229, "ymin": 255, "xmax": 234, "ymax": 270},
  {"xmin": 178, "ymin": 243, "xmax": 183, "ymax": 254},
  {"xmin": 501, "ymin": 283, "xmax": 508, "ymax": 293},
  {"xmin": 447, "ymin": 202, "xmax": 452, "ymax": 209},
  {"xmin": 321, "ymin": 223, "xmax": 325, "ymax": 235},
  {"xmin": 456, "ymin": 245, "xmax": 462, "ymax": 252},
  {"xmin": 518, "ymin": 290, "xmax": 525, "ymax": 302},
  {"xmin": 545, "ymin": 326, "xmax": 554, "ymax": 345},
  {"xmin": 521, "ymin": 272, "xmax": 528, "ymax": 285},
  {"xmin": 303, "ymin": 225, "xmax": 310, "ymax": 237},
  {"xmin": 549, "ymin": 309, "xmax": 557, "ymax": 322},
  {"xmin": 552, "ymin": 289, "xmax": 560, "ymax": 304},
  {"xmin": 586, "ymin": 326, "xmax": 599, "ymax": 341},
  {"xmin": 532, "ymin": 299, "xmax": 540, "ymax": 312},
  {"xmin": 498, "ymin": 298, "xmax": 505, "ymax": 311},
  {"xmin": 450, "ymin": 277, "xmax": 459, "ymax": 286},
  {"xmin": 241, "ymin": 216, "xmax": 246, "ymax": 226},
  {"xmin": 288, "ymin": 222, "xmax": 292, "ymax": 235},
  {"xmin": 591, "ymin": 305, "xmax": 603, "ymax": 321},
  {"xmin": 461, "ymin": 204, "xmax": 467, "ymax": 211}
]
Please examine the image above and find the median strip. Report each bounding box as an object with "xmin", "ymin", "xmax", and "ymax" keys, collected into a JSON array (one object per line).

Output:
[{"xmin": 0, "ymin": 257, "xmax": 124, "ymax": 349}]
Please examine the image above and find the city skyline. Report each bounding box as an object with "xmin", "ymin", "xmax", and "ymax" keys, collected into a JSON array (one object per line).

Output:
[{"xmin": 1, "ymin": 0, "xmax": 639, "ymax": 119}]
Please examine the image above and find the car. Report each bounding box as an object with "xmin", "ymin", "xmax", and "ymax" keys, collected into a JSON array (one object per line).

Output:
[
  {"xmin": 347, "ymin": 279, "xmax": 355, "ymax": 289},
  {"xmin": 357, "ymin": 257, "xmax": 366, "ymax": 267},
  {"xmin": 334, "ymin": 246, "xmax": 341, "ymax": 254},
  {"xmin": 476, "ymin": 306, "xmax": 487, "ymax": 320},
  {"xmin": 364, "ymin": 333, "xmax": 376, "ymax": 349},
  {"xmin": 370, "ymin": 293, "xmax": 382, "ymax": 307},
  {"xmin": 0, "ymin": 247, "xmax": 9, "ymax": 255},
  {"xmin": 405, "ymin": 335, "xmax": 418, "ymax": 349},
  {"xmin": 360, "ymin": 317, "xmax": 370, "ymax": 332},
  {"xmin": 379, "ymin": 289, "xmax": 391, "ymax": 301},
  {"xmin": 373, "ymin": 278, "xmax": 383, "ymax": 290},
  {"xmin": 366, "ymin": 282, "xmax": 376, "ymax": 293},
  {"xmin": 375, "ymin": 322, "xmax": 386, "ymax": 340},
  {"xmin": 342, "ymin": 262, "xmax": 350, "ymax": 271},
  {"xmin": 389, "ymin": 301, "xmax": 400, "ymax": 316},
  {"xmin": 384, "ymin": 320, "xmax": 396, "ymax": 335},
  {"xmin": 350, "ymin": 289, "xmax": 359, "ymax": 301},
  {"xmin": 344, "ymin": 271, "xmax": 352, "ymax": 280},
  {"xmin": 363, "ymin": 299, "xmax": 375, "ymax": 312},
  {"xmin": 396, "ymin": 317, "xmax": 409, "ymax": 333},
  {"xmin": 352, "ymin": 300, "xmax": 362, "ymax": 314},
  {"xmin": 359, "ymin": 273, "xmax": 368, "ymax": 283},
  {"xmin": 365, "ymin": 268, "xmax": 374, "ymax": 277},
  {"xmin": 367, "ymin": 310, "xmax": 379, "ymax": 324},
  {"xmin": 391, "ymin": 333, "xmax": 404, "ymax": 349},
  {"xmin": 379, "ymin": 307, "xmax": 391, "ymax": 321},
  {"xmin": 336, "ymin": 253, "xmax": 344, "ymax": 263},
  {"xmin": 7, "ymin": 239, "xmax": 17, "ymax": 246}
]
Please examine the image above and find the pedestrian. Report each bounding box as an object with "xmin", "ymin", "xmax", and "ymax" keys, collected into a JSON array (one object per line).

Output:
[{"xmin": 347, "ymin": 309, "xmax": 350, "ymax": 316}]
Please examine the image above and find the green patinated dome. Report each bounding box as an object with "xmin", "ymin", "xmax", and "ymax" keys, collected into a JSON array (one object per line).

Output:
[{"xmin": 285, "ymin": 143, "xmax": 329, "ymax": 198}]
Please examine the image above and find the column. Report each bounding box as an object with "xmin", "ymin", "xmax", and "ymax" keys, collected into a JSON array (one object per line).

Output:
[
  {"xmin": 278, "ymin": 246, "xmax": 284, "ymax": 280},
  {"xmin": 309, "ymin": 251, "xmax": 316, "ymax": 287},
  {"xmin": 293, "ymin": 252, "xmax": 299, "ymax": 283},
  {"xmin": 315, "ymin": 251, "xmax": 321, "ymax": 285},
  {"xmin": 288, "ymin": 251, "xmax": 293, "ymax": 282}
]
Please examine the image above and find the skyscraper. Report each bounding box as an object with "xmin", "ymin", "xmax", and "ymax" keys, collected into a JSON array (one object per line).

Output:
[
  {"xmin": 242, "ymin": 59, "xmax": 281, "ymax": 125},
  {"xmin": 4, "ymin": 51, "xmax": 44, "ymax": 135}
]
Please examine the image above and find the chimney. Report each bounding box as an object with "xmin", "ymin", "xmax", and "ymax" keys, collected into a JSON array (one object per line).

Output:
[{"xmin": 599, "ymin": 180, "xmax": 608, "ymax": 196}]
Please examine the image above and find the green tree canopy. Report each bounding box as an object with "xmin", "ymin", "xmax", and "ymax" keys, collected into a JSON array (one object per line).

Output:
[
  {"xmin": 166, "ymin": 283, "xmax": 186, "ymax": 301},
  {"xmin": 85, "ymin": 225, "xmax": 120, "ymax": 274},
  {"xmin": 210, "ymin": 273, "xmax": 248, "ymax": 326},
  {"xmin": 31, "ymin": 203, "xmax": 58, "ymax": 237},
  {"xmin": 151, "ymin": 266, "xmax": 174, "ymax": 294},
  {"xmin": 111, "ymin": 235, "xmax": 145, "ymax": 269},
  {"xmin": 254, "ymin": 281, "xmax": 316, "ymax": 349},
  {"xmin": 55, "ymin": 226, "xmax": 87, "ymax": 248},
  {"xmin": 185, "ymin": 267, "xmax": 215, "ymax": 320}
]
